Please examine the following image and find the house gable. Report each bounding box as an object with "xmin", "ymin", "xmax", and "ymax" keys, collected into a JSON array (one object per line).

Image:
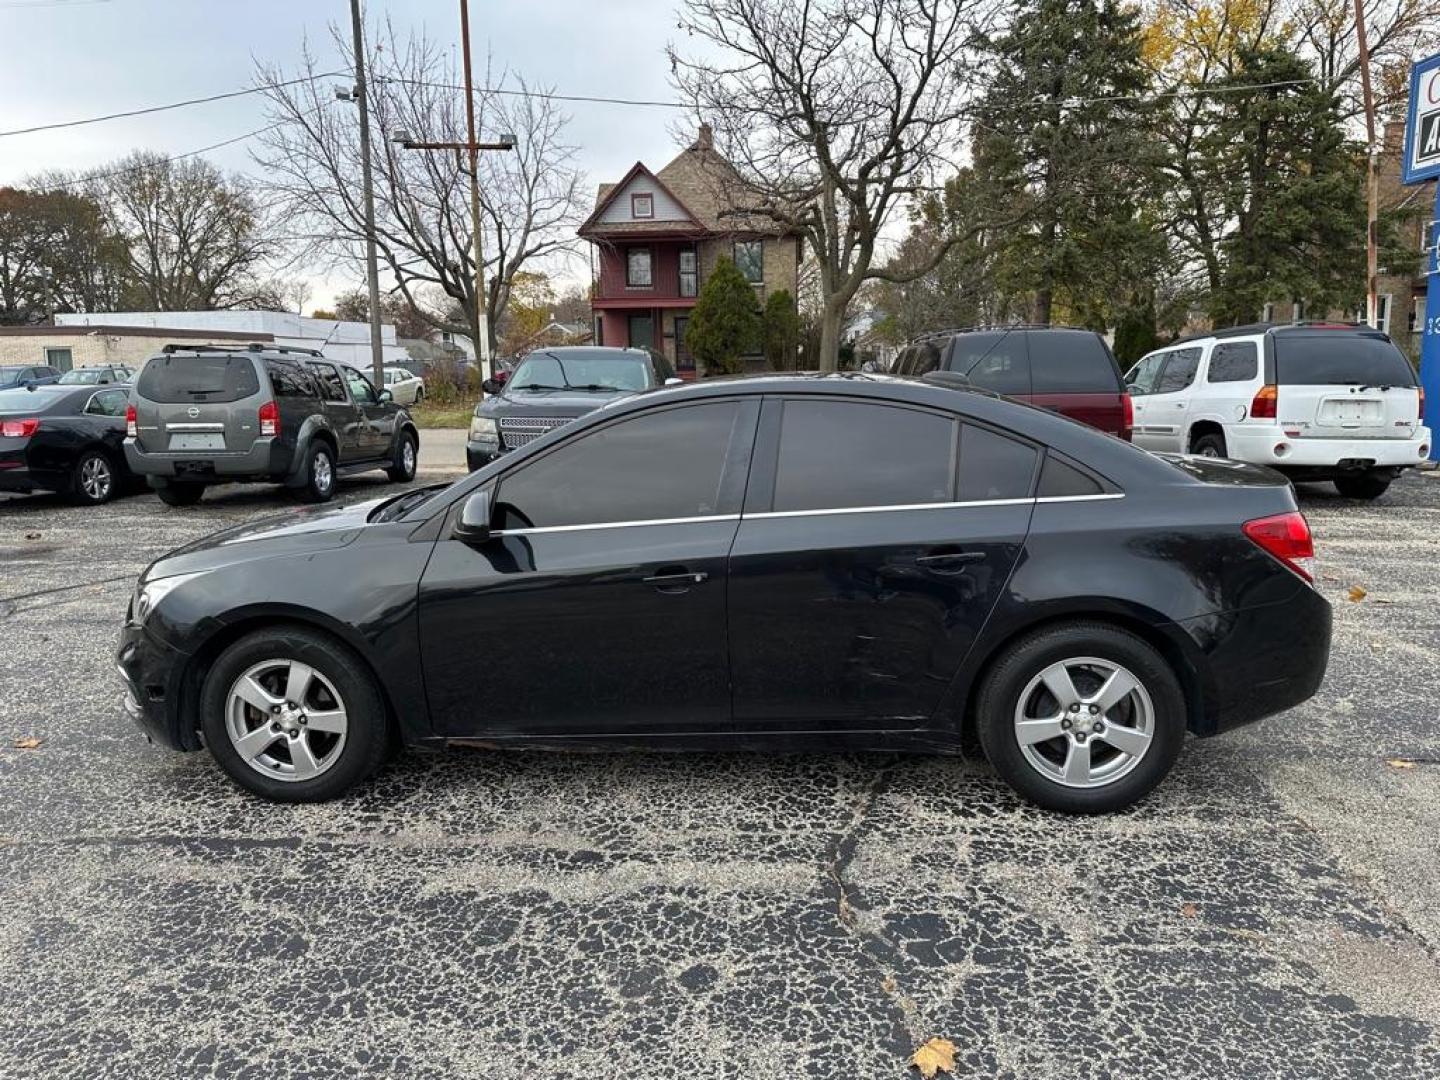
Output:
[{"xmin": 580, "ymin": 162, "xmax": 705, "ymax": 236}]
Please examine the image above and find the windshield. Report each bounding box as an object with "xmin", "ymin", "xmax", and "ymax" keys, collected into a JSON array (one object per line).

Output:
[
  {"xmin": 510, "ymin": 351, "xmax": 651, "ymax": 393},
  {"xmin": 0, "ymin": 387, "xmax": 69, "ymax": 413},
  {"xmin": 0, "ymin": 366, "xmax": 25, "ymax": 379},
  {"xmin": 57, "ymin": 369, "xmax": 104, "ymax": 384},
  {"xmin": 1273, "ymin": 333, "xmax": 1417, "ymax": 387}
]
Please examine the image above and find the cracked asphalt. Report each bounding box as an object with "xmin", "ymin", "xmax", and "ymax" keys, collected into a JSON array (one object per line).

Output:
[{"xmin": 1, "ymin": 469, "xmax": 1439, "ymax": 1079}]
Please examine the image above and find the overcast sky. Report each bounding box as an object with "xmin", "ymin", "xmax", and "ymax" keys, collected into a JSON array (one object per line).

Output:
[{"xmin": 0, "ymin": 0, "xmax": 703, "ymax": 306}]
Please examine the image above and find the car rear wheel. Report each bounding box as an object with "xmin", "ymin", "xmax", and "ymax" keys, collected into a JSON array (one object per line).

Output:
[
  {"xmin": 200, "ymin": 626, "xmax": 390, "ymax": 802},
  {"xmin": 386, "ymin": 431, "xmax": 417, "ymax": 483},
  {"xmin": 154, "ymin": 481, "xmax": 204, "ymax": 506},
  {"xmin": 976, "ymin": 622, "xmax": 1186, "ymax": 813},
  {"xmin": 296, "ymin": 442, "xmax": 336, "ymax": 503},
  {"xmin": 1334, "ymin": 473, "xmax": 1391, "ymax": 500},
  {"xmin": 1192, "ymin": 432, "xmax": 1226, "ymax": 458},
  {"xmin": 69, "ymin": 450, "xmax": 116, "ymax": 505}
]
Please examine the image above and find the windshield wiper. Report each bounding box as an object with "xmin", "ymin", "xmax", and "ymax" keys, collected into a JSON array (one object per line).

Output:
[
  {"xmin": 513, "ymin": 383, "xmax": 568, "ymax": 391},
  {"xmin": 578, "ymin": 384, "xmax": 623, "ymax": 392},
  {"xmin": 373, "ymin": 483, "xmax": 446, "ymax": 522}
]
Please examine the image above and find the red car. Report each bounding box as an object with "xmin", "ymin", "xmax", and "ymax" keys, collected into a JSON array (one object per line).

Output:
[{"xmin": 891, "ymin": 326, "xmax": 1132, "ymax": 440}]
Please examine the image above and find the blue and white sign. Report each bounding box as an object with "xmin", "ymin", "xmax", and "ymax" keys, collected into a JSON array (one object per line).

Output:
[{"xmin": 1403, "ymin": 54, "xmax": 1440, "ymax": 184}]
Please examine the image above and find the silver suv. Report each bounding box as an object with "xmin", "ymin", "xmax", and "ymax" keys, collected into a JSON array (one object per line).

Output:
[{"xmin": 125, "ymin": 343, "xmax": 420, "ymax": 506}]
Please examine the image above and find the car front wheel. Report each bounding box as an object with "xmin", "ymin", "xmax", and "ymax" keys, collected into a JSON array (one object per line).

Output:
[
  {"xmin": 976, "ymin": 622, "xmax": 1186, "ymax": 813},
  {"xmin": 200, "ymin": 626, "xmax": 390, "ymax": 802},
  {"xmin": 386, "ymin": 431, "xmax": 417, "ymax": 482}
]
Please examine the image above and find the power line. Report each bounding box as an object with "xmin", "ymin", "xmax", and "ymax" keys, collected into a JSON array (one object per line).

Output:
[{"xmin": 0, "ymin": 71, "xmax": 345, "ymax": 138}]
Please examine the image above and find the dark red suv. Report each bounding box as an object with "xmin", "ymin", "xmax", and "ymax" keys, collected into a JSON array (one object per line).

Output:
[{"xmin": 891, "ymin": 326, "xmax": 1132, "ymax": 440}]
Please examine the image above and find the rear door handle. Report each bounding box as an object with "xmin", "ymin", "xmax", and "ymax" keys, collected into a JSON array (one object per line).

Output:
[
  {"xmin": 642, "ymin": 569, "xmax": 709, "ymax": 591},
  {"xmin": 916, "ymin": 552, "xmax": 986, "ymax": 575}
]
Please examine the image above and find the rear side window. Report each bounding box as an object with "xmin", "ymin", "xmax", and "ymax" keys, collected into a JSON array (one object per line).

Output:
[
  {"xmin": 266, "ymin": 361, "xmax": 316, "ymax": 398},
  {"xmin": 957, "ymin": 424, "xmax": 1038, "ymax": 501},
  {"xmin": 1154, "ymin": 348, "xmax": 1200, "ymax": 393},
  {"xmin": 1207, "ymin": 342, "xmax": 1258, "ymax": 383},
  {"xmin": 308, "ymin": 363, "xmax": 349, "ymax": 403},
  {"xmin": 1029, "ymin": 331, "xmax": 1121, "ymax": 394},
  {"xmin": 85, "ymin": 389, "xmax": 130, "ymax": 417},
  {"xmin": 904, "ymin": 342, "xmax": 942, "ymax": 377},
  {"xmin": 136, "ymin": 355, "xmax": 260, "ymax": 403},
  {"xmin": 1038, "ymin": 455, "xmax": 1103, "ymax": 498},
  {"xmin": 772, "ymin": 400, "xmax": 954, "ymax": 512},
  {"xmin": 1273, "ymin": 333, "xmax": 1417, "ymax": 386},
  {"xmin": 948, "ymin": 332, "xmax": 1030, "ymax": 396}
]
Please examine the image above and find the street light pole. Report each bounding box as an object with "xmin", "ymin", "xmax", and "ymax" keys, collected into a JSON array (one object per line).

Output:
[
  {"xmin": 1355, "ymin": 0, "xmax": 1380, "ymax": 330},
  {"xmin": 459, "ymin": 0, "xmax": 491, "ymax": 379},
  {"xmin": 348, "ymin": 0, "xmax": 385, "ymax": 388}
]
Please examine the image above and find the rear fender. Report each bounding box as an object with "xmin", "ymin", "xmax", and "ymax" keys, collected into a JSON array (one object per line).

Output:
[{"xmin": 284, "ymin": 417, "xmax": 338, "ymax": 485}]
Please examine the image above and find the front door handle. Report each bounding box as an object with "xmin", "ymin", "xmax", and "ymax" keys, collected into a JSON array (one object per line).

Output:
[
  {"xmin": 642, "ymin": 568, "xmax": 709, "ymax": 592},
  {"xmin": 916, "ymin": 551, "xmax": 985, "ymax": 575}
]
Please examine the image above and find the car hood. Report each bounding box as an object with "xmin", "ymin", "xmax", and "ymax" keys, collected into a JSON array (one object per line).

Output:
[
  {"xmin": 142, "ymin": 498, "xmax": 383, "ymax": 582},
  {"xmin": 480, "ymin": 387, "xmax": 635, "ymax": 417}
]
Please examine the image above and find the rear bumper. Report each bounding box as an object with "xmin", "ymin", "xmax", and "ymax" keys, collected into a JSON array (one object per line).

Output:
[
  {"xmin": 125, "ymin": 436, "xmax": 287, "ymax": 481},
  {"xmin": 0, "ymin": 454, "xmax": 65, "ymax": 494},
  {"xmin": 1227, "ymin": 425, "xmax": 1431, "ymax": 469},
  {"xmin": 115, "ymin": 618, "xmax": 195, "ymax": 751}
]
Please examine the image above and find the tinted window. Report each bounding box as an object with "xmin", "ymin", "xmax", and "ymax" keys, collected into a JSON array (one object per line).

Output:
[
  {"xmin": 1029, "ymin": 331, "xmax": 1121, "ymax": 393},
  {"xmin": 1038, "ymin": 455, "xmax": 1103, "ymax": 497},
  {"xmin": 496, "ymin": 402, "xmax": 744, "ymax": 528},
  {"xmin": 85, "ymin": 389, "xmax": 130, "ymax": 417},
  {"xmin": 136, "ymin": 355, "xmax": 260, "ymax": 403},
  {"xmin": 957, "ymin": 423, "xmax": 1038, "ymax": 501},
  {"xmin": 1273, "ymin": 333, "xmax": 1417, "ymax": 386},
  {"xmin": 949, "ymin": 332, "xmax": 1030, "ymax": 395},
  {"xmin": 1154, "ymin": 348, "xmax": 1200, "ymax": 393},
  {"xmin": 308, "ymin": 363, "xmax": 349, "ymax": 403},
  {"xmin": 907, "ymin": 341, "xmax": 941, "ymax": 377},
  {"xmin": 58, "ymin": 369, "xmax": 105, "ymax": 384},
  {"xmin": 772, "ymin": 400, "xmax": 954, "ymax": 512},
  {"xmin": 345, "ymin": 370, "xmax": 378, "ymax": 404},
  {"xmin": 266, "ymin": 361, "xmax": 315, "ymax": 398},
  {"xmin": 1207, "ymin": 342, "xmax": 1258, "ymax": 383},
  {"xmin": 1125, "ymin": 352, "xmax": 1165, "ymax": 395},
  {"xmin": 511, "ymin": 350, "xmax": 652, "ymax": 392}
]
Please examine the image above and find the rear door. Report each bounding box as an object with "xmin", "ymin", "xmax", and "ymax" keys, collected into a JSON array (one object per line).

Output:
[
  {"xmin": 1027, "ymin": 330, "xmax": 1127, "ymax": 435},
  {"xmin": 1273, "ymin": 331, "xmax": 1421, "ymax": 441},
  {"xmin": 132, "ymin": 353, "xmax": 261, "ymax": 455},
  {"xmin": 306, "ymin": 362, "xmax": 364, "ymax": 457}
]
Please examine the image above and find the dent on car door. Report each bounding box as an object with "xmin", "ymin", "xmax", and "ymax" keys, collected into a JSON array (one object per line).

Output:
[
  {"xmin": 727, "ymin": 397, "xmax": 1036, "ymax": 730},
  {"xmin": 416, "ymin": 399, "xmax": 760, "ymax": 737}
]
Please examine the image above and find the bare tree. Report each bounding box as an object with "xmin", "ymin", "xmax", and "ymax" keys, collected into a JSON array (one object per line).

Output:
[
  {"xmin": 669, "ymin": 0, "xmax": 1002, "ymax": 370},
  {"xmin": 253, "ymin": 21, "xmax": 585, "ymax": 354},
  {"xmin": 1291, "ymin": 0, "xmax": 1440, "ymax": 119}
]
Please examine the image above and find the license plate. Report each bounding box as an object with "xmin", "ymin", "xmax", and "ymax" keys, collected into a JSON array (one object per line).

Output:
[
  {"xmin": 1319, "ymin": 400, "xmax": 1381, "ymax": 425},
  {"xmin": 168, "ymin": 432, "xmax": 225, "ymax": 451}
]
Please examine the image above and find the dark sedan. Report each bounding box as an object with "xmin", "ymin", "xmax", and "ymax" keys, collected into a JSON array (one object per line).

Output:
[
  {"xmin": 0, "ymin": 384, "xmax": 136, "ymax": 504},
  {"xmin": 117, "ymin": 374, "xmax": 1331, "ymax": 812},
  {"xmin": 0, "ymin": 364, "xmax": 61, "ymax": 390}
]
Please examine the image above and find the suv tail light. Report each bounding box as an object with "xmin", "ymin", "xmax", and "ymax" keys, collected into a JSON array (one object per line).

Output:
[
  {"xmin": 1120, "ymin": 393, "xmax": 1134, "ymax": 441},
  {"xmin": 1243, "ymin": 511, "xmax": 1315, "ymax": 583},
  {"xmin": 0, "ymin": 418, "xmax": 39, "ymax": 438},
  {"xmin": 258, "ymin": 400, "xmax": 279, "ymax": 437},
  {"xmin": 125, "ymin": 403, "xmax": 137, "ymax": 438},
  {"xmin": 1250, "ymin": 384, "xmax": 1278, "ymax": 420},
  {"xmin": 1419, "ymin": 385, "xmax": 1426, "ymax": 422}
]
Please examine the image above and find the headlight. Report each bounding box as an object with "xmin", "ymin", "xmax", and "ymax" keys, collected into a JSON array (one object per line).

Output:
[
  {"xmin": 133, "ymin": 572, "xmax": 205, "ymax": 623},
  {"xmin": 469, "ymin": 416, "xmax": 498, "ymax": 441}
]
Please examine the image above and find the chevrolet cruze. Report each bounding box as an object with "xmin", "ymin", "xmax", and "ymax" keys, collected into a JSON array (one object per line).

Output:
[{"xmin": 117, "ymin": 374, "xmax": 1331, "ymax": 812}]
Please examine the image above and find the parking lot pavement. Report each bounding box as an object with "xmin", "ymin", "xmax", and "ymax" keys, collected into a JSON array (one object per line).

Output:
[
  {"xmin": 1, "ymin": 474, "xmax": 1439, "ymax": 1079},
  {"xmin": 417, "ymin": 426, "xmax": 468, "ymax": 474}
]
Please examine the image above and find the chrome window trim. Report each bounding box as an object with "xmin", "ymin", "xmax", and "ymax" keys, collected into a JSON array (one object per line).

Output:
[{"xmin": 487, "ymin": 493, "xmax": 1123, "ymax": 536}]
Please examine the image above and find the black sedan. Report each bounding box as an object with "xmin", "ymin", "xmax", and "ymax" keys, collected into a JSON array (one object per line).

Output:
[
  {"xmin": 116, "ymin": 374, "xmax": 1331, "ymax": 812},
  {"xmin": 0, "ymin": 384, "xmax": 136, "ymax": 504}
]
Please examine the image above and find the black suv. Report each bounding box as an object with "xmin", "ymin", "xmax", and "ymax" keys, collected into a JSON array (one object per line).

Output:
[
  {"xmin": 466, "ymin": 346, "xmax": 678, "ymax": 471},
  {"xmin": 125, "ymin": 343, "xmax": 420, "ymax": 505}
]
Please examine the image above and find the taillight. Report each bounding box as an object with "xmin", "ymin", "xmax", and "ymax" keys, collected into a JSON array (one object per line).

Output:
[
  {"xmin": 1419, "ymin": 385, "xmax": 1426, "ymax": 422},
  {"xmin": 1243, "ymin": 511, "xmax": 1315, "ymax": 583},
  {"xmin": 1250, "ymin": 384, "xmax": 1277, "ymax": 420},
  {"xmin": 0, "ymin": 418, "xmax": 39, "ymax": 438},
  {"xmin": 1120, "ymin": 393, "xmax": 1134, "ymax": 441},
  {"xmin": 125, "ymin": 403, "xmax": 138, "ymax": 438},
  {"xmin": 258, "ymin": 400, "xmax": 279, "ymax": 437}
]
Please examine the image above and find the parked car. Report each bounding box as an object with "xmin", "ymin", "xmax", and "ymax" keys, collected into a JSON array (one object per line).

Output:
[
  {"xmin": 380, "ymin": 365, "xmax": 426, "ymax": 405},
  {"xmin": 0, "ymin": 383, "xmax": 137, "ymax": 504},
  {"xmin": 57, "ymin": 365, "xmax": 136, "ymax": 385},
  {"xmin": 118, "ymin": 373, "xmax": 1330, "ymax": 812},
  {"xmin": 466, "ymin": 345, "xmax": 680, "ymax": 471},
  {"xmin": 892, "ymin": 326, "xmax": 1132, "ymax": 439},
  {"xmin": 1125, "ymin": 323, "xmax": 1430, "ymax": 499},
  {"xmin": 0, "ymin": 364, "xmax": 62, "ymax": 390},
  {"xmin": 124, "ymin": 343, "xmax": 420, "ymax": 506}
]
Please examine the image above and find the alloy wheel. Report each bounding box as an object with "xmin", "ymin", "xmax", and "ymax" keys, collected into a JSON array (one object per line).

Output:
[
  {"xmin": 402, "ymin": 439, "xmax": 416, "ymax": 476},
  {"xmin": 79, "ymin": 455, "xmax": 112, "ymax": 501},
  {"xmin": 313, "ymin": 451, "xmax": 334, "ymax": 495},
  {"xmin": 1013, "ymin": 656, "xmax": 1155, "ymax": 789},
  {"xmin": 225, "ymin": 659, "xmax": 349, "ymax": 782}
]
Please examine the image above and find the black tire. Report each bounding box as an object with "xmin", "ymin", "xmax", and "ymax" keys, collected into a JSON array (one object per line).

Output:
[
  {"xmin": 414, "ymin": 386, "xmax": 425, "ymax": 403},
  {"xmin": 68, "ymin": 449, "xmax": 118, "ymax": 505},
  {"xmin": 386, "ymin": 429, "xmax": 418, "ymax": 483},
  {"xmin": 295, "ymin": 440, "xmax": 337, "ymax": 503},
  {"xmin": 1334, "ymin": 473, "xmax": 1391, "ymax": 500},
  {"xmin": 200, "ymin": 626, "xmax": 390, "ymax": 802},
  {"xmin": 975, "ymin": 621, "xmax": 1187, "ymax": 814},
  {"xmin": 154, "ymin": 481, "xmax": 205, "ymax": 507},
  {"xmin": 1192, "ymin": 432, "xmax": 1227, "ymax": 458}
]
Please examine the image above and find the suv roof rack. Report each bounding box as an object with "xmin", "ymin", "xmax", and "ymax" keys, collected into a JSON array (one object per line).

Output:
[
  {"xmin": 908, "ymin": 323, "xmax": 1092, "ymax": 343},
  {"xmin": 158, "ymin": 342, "xmax": 327, "ymax": 357},
  {"xmin": 1169, "ymin": 320, "xmax": 1377, "ymax": 346}
]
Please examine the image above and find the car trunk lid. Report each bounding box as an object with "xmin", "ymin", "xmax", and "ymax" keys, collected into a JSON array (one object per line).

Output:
[
  {"xmin": 1272, "ymin": 330, "xmax": 1420, "ymax": 441},
  {"xmin": 133, "ymin": 353, "xmax": 261, "ymax": 454}
]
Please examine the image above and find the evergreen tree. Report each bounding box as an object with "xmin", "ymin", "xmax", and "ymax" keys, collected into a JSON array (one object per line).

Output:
[
  {"xmin": 686, "ymin": 257, "xmax": 760, "ymax": 375},
  {"xmin": 761, "ymin": 289, "xmax": 800, "ymax": 370},
  {"xmin": 1111, "ymin": 297, "xmax": 1160, "ymax": 365}
]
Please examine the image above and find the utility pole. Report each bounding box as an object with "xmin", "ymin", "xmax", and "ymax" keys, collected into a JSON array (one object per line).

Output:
[
  {"xmin": 347, "ymin": 0, "xmax": 386, "ymax": 388},
  {"xmin": 1356, "ymin": 0, "xmax": 1380, "ymax": 330}
]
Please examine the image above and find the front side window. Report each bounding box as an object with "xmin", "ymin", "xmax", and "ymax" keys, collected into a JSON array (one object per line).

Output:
[
  {"xmin": 772, "ymin": 400, "xmax": 954, "ymax": 513},
  {"xmin": 733, "ymin": 240, "xmax": 764, "ymax": 284},
  {"xmin": 679, "ymin": 249, "xmax": 697, "ymax": 297},
  {"xmin": 1207, "ymin": 342, "xmax": 1258, "ymax": 383},
  {"xmin": 626, "ymin": 248, "xmax": 653, "ymax": 287},
  {"xmin": 495, "ymin": 402, "xmax": 745, "ymax": 529},
  {"xmin": 1154, "ymin": 348, "xmax": 1200, "ymax": 394},
  {"xmin": 346, "ymin": 370, "xmax": 378, "ymax": 404},
  {"xmin": 1124, "ymin": 352, "xmax": 1166, "ymax": 395}
]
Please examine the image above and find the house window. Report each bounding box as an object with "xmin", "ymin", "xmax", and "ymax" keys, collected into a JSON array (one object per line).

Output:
[
  {"xmin": 679, "ymin": 249, "xmax": 697, "ymax": 297},
  {"xmin": 1261, "ymin": 302, "xmax": 1274, "ymax": 323},
  {"xmin": 1378, "ymin": 293, "xmax": 1392, "ymax": 335},
  {"xmin": 1413, "ymin": 297, "xmax": 1424, "ymax": 334},
  {"xmin": 44, "ymin": 347, "xmax": 73, "ymax": 373},
  {"xmin": 733, "ymin": 239, "xmax": 763, "ymax": 283},
  {"xmin": 631, "ymin": 193, "xmax": 654, "ymax": 219},
  {"xmin": 626, "ymin": 247, "xmax": 653, "ymax": 288}
]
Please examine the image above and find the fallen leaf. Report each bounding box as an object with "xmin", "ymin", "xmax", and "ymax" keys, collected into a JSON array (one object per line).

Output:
[
  {"xmin": 13, "ymin": 737, "xmax": 41, "ymax": 749},
  {"xmin": 910, "ymin": 1038, "xmax": 956, "ymax": 1079},
  {"xmin": 1347, "ymin": 585, "xmax": 1368, "ymax": 602},
  {"xmin": 23, "ymin": 532, "xmax": 41, "ymax": 541},
  {"xmin": 1385, "ymin": 758, "xmax": 1417, "ymax": 770},
  {"xmin": 881, "ymin": 974, "xmax": 898, "ymax": 993},
  {"xmin": 1181, "ymin": 902, "xmax": 1199, "ymax": 918}
]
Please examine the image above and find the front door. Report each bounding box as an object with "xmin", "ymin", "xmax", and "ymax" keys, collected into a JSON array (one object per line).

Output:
[
  {"xmin": 343, "ymin": 368, "xmax": 392, "ymax": 456},
  {"xmin": 1135, "ymin": 347, "xmax": 1200, "ymax": 452},
  {"xmin": 727, "ymin": 397, "xmax": 1035, "ymax": 728},
  {"xmin": 417, "ymin": 399, "xmax": 759, "ymax": 736},
  {"xmin": 674, "ymin": 315, "xmax": 694, "ymax": 377},
  {"xmin": 628, "ymin": 313, "xmax": 655, "ymax": 350},
  {"xmin": 1123, "ymin": 351, "xmax": 1165, "ymax": 449}
]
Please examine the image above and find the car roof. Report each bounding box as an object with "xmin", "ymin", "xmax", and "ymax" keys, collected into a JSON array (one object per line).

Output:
[{"xmin": 1167, "ymin": 321, "xmax": 1387, "ymax": 347}]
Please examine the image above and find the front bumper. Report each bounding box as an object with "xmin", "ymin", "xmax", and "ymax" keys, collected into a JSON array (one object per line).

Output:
[
  {"xmin": 1227, "ymin": 425, "xmax": 1431, "ymax": 469},
  {"xmin": 465, "ymin": 438, "xmax": 506, "ymax": 472},
  {"xmin": 115, "ymin": 618, "xmax": 197, "ymax": 751},
  {"xmin": 124, "ymin": 435, "xmax": 287, "ymax": 481}
]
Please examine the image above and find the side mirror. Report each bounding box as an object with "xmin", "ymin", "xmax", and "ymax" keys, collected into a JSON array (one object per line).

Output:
[
  {"xmin": 664, "ymin": 377, "xmax": 684, "ymax": 386},
  {"xmin": 453, "ymin": 488, "xmax": 493, "ymax": 544},
  {"xmin": 482, "ymin": 378, "xmax": 500, "ymax": 395},
  {"xmin": 378, "ymin": 388, "xmax": 394, "ymax": 403}
]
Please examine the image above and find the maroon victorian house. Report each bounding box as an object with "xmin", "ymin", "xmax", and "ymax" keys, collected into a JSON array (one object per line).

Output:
[{"xmin": 579, "ymin": 125, "xmax": 801, "ymax": 377}]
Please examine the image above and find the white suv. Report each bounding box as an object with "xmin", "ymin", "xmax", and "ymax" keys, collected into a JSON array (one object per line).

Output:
[{"xmin": 1124, "ymin": 323, "xmax": 1430, "ymax": 499}]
